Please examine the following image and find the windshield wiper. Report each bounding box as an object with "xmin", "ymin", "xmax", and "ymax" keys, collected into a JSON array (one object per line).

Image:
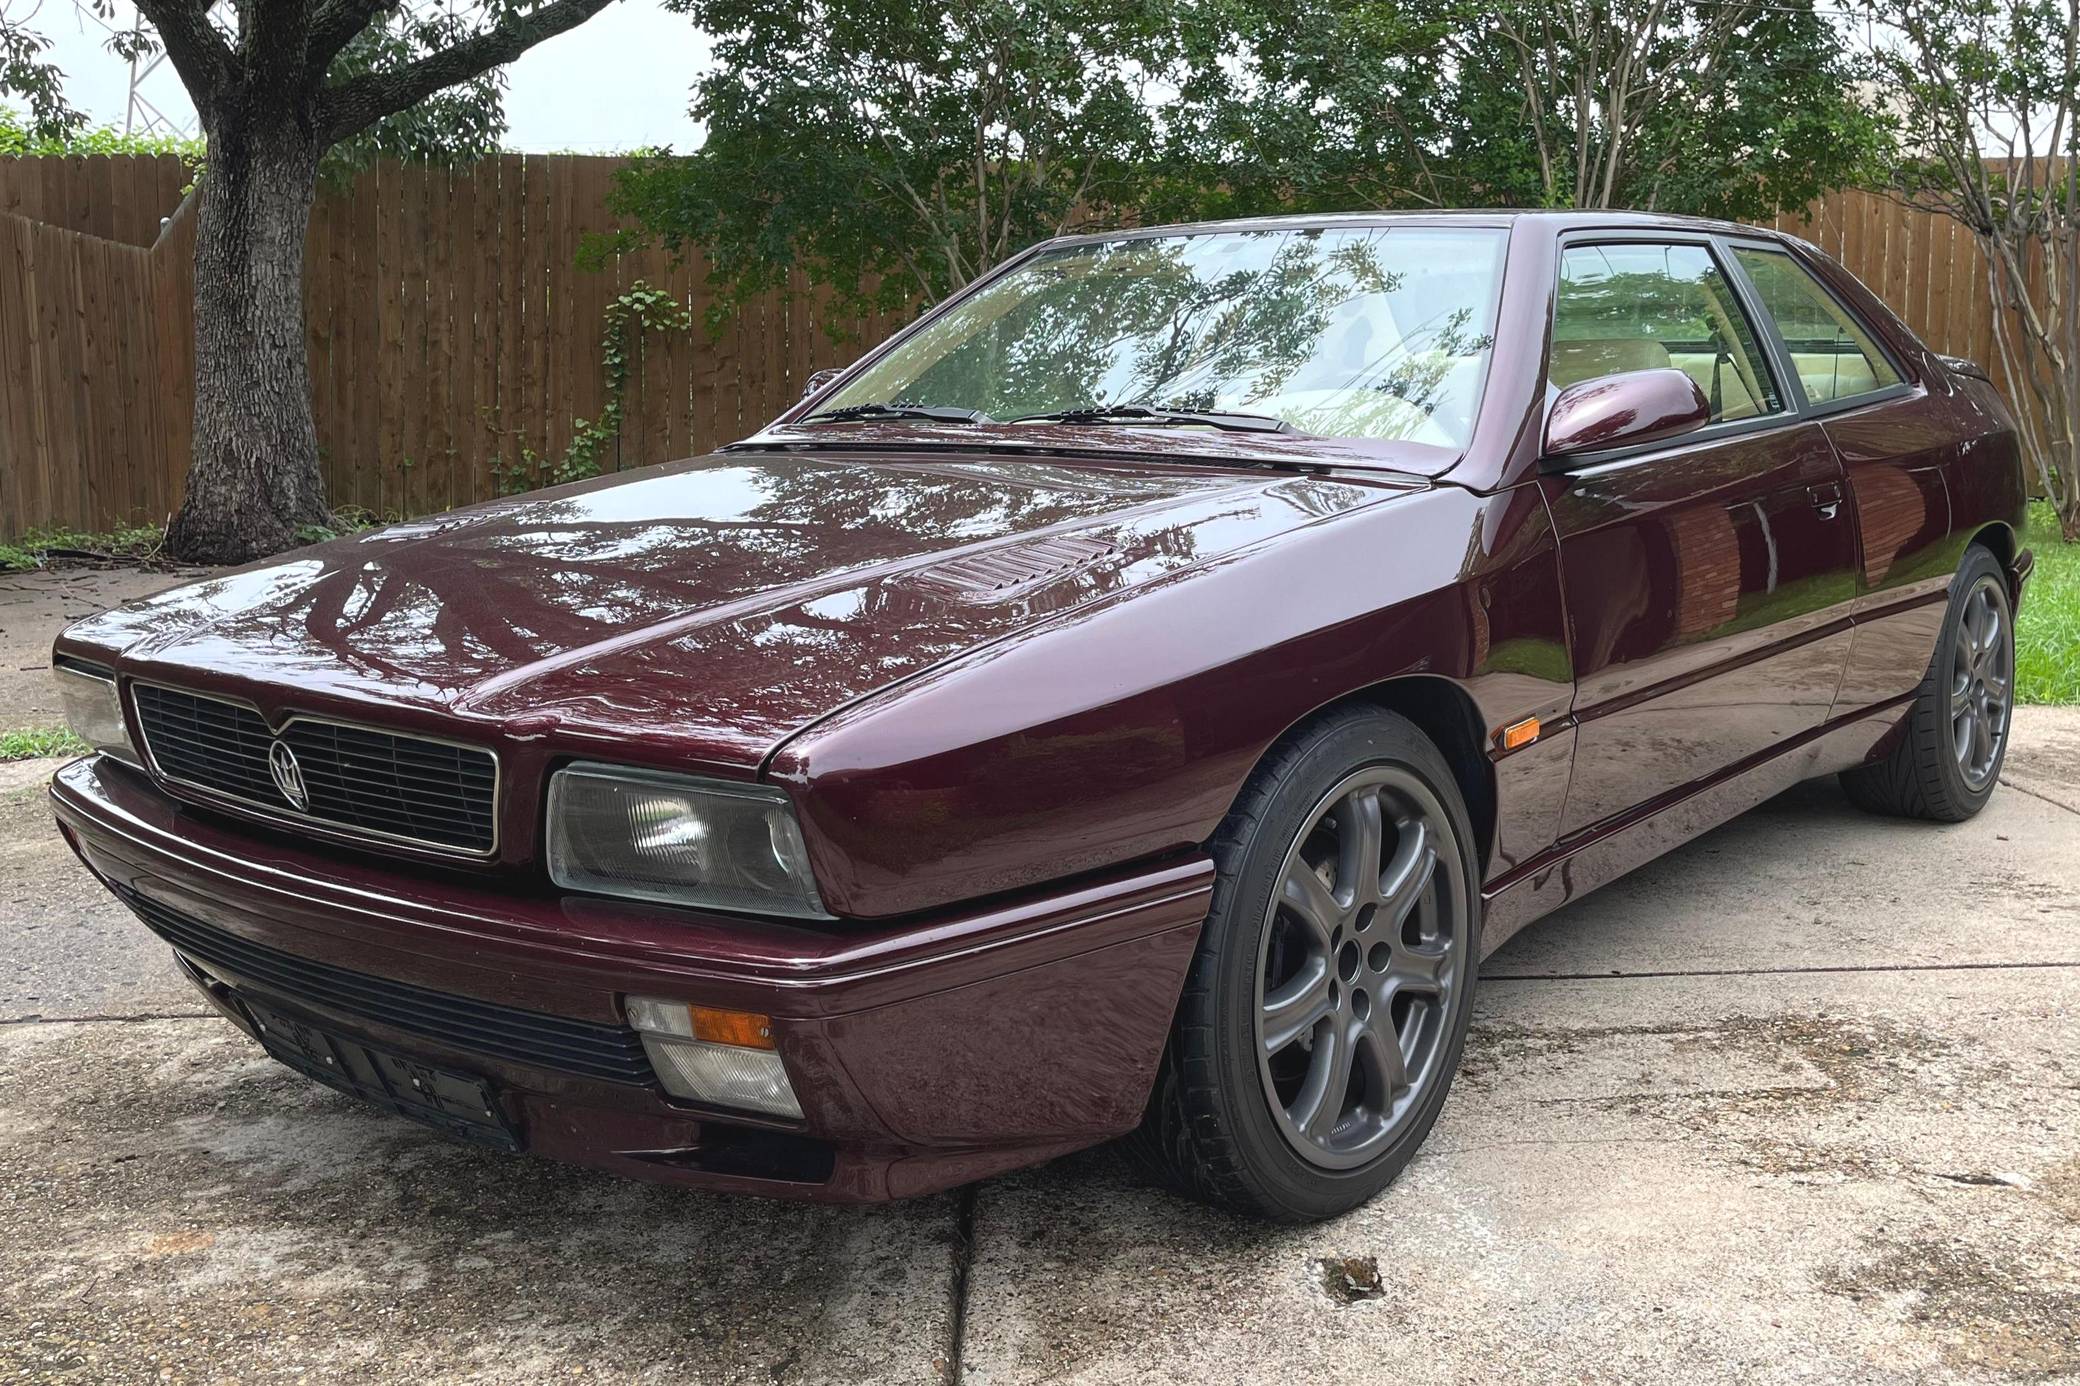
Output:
[
  {"xmin": 806, "ymin": 402, "xmax": 991, "ymax": 425},
  {"xmin": 1009, "ymin": 403, "xmax": 1296, "ymax": 434}
]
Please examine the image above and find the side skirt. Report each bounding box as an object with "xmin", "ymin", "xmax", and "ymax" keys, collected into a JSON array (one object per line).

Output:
[{"xmin": 1478, "ymin": 695, "xmax": 1915, "ymax": 958}]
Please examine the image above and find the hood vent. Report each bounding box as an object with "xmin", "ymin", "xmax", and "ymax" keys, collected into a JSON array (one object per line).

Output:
[{"xmin": 911, "ymin": 534, "xmax": 1121, "ymax": 601}]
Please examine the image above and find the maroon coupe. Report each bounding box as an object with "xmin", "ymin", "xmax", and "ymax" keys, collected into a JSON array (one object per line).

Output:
[{"xmin": 51, "ymin": 212, "xmax": 2031, "ymax": 1220}]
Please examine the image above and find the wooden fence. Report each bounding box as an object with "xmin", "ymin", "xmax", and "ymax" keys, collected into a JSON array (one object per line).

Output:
[
  {"xmin": 1, "ymin": 153, "xmax": 908, "ymax": 537},
  {"xmin": 0, "ymin": 156, "xmax": 2049, "ymax": 539}
]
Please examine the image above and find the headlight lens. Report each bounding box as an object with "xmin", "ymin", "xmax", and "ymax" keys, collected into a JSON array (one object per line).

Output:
[
  {"xmin": 54, "ymin": 659, "xmax": 140, "ymax": 766},
  {"xmin": 546, "ymin": 763, "xmax": 829, "ymax": 918}
]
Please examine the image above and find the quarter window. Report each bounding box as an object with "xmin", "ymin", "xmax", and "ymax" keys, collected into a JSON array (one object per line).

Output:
[
  {"xmin": 1732, "ymin": 246, "xmax": 1902, "ymax": 404},
  {"xmin": 1551, "ymin": 242, "xmax": 1782, "ymax": 423}
]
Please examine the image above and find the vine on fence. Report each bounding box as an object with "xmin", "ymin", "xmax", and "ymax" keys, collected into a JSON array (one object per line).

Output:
[{"xmin": 491, "ymin": 281, "xmax": 693, "ymax": 496}]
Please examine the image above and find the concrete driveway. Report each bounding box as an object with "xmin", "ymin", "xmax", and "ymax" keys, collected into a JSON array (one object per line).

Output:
[{"xmin": 2, "ymin": 600, "xmax": 2076, "ymax": 1380}]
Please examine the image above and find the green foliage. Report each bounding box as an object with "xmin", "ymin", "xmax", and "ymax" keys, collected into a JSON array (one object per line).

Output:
[
  {"xmin": 0, "ymin": 15, "xmax": 76, "ymax": 139},
  {"xmin": 493, "ymin": 282, "xmax": 693, "ymax": 495},
  {"xmin": 2018, "ymin": 502, "xmax": 2079, "ymax": 705},
  {"xmin": 0, "ymin": 108, "xmax": 206, "ymax": 162},
  {"xmin": 322, "ymin": 16, "xmax": 507, "ymax": 182},
  {"xmin": 608, "ymin": 0, "xmax": 1892, "ymax": 331},
  {"xmin": 0, "ymin": 727, "xmax": 89, "ymax": 761},
  {"xmin": 0, "ymin": 523, "xmax": 166, "ymax": 571},
  {"xmin": 1868, "ymin": 0, "xmax": 2079, "ymax": 218},
  {"xmin": 328, "ymin": 506, "xmax": 390, "ymax": 533},
  {"xmin": 1438, "ymin": 0, "xmax": 1888, "ymax": 218},
  {"xmin": 606, "ymin": 0, "xmax": 1230, "ymax": 330}
]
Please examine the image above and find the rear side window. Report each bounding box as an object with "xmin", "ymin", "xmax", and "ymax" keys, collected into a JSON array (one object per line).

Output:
[
  {"xmin": 1731, "ymin": 247, "xmax": 1902, "ymax": 404},
  {"xmin": 1551, "ymin": 243, "xmax": 1783, "ymax": 423}
]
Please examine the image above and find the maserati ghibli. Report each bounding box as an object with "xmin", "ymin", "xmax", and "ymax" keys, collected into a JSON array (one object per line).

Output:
[{"xmin": 50, "ymin": 211, "xmax": 2031, "ymax": 1220}]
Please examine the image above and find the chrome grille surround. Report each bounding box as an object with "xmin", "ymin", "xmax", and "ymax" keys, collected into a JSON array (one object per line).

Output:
[{"xmin": 129, "ymin": 681, "xmax": 501, "ymax": 859}]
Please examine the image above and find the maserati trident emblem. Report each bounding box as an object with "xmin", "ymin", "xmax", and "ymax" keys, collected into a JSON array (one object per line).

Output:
[{"xmin": 268, "ymin": 740, "xmax": 311, "ymax": 813}]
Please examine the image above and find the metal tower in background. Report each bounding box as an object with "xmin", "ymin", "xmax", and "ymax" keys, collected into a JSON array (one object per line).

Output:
[{"xmin": 121, "ymin": 42, "xmax": 196, "ymax": 138}]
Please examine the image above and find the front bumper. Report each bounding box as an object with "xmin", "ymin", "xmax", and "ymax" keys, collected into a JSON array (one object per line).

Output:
[{"xmin": 51, "ymin": 757, "xmax": 1211, "ymax": 1202}]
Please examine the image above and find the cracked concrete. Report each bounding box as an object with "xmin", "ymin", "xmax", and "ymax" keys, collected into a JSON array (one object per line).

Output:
[{"xmin": 1, "ymin": 569, "xmax": 2075, "ymax": 1382}]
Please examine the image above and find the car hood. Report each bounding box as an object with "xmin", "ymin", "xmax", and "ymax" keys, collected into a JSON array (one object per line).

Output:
[{"xmin": 70, "ymin": 450, "xmax": 1409, "ymax": 768}]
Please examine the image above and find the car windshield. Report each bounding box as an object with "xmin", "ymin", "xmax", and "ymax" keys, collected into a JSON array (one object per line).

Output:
[{"xmin": 817, "ymin": 225, "xmax": 1508, "ymax": 448}]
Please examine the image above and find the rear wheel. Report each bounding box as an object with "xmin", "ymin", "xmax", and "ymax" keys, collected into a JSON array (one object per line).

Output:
[
  {"xmin": 1841, "ymin": 544, "xmax": 2014, "ymax": 822},
  {"xmin": 1127, "ymin": 706, "xmax": 1479, "ymax": 1221}
]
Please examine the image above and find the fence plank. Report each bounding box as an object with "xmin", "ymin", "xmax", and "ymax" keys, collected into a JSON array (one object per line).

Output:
[
  {"xmin": 0, "ymin": 218, "xmax": 27, "ymax": 531},
  {"xmin": 465, "ymin": 156, "xmax": 496, "ymax": 504},
  {"xmin": 373, "ymin": 159, "xmax": 403, "ymax": 518},
  {"xmin": 491, "ymin": 153, "xmax": 523, "ymax": 497}
]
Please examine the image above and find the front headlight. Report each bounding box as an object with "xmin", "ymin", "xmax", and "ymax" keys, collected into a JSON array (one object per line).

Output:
[
  {"xmin": 546, "ymin": 763, "xmax": 829, "ymax": 918},
  {"xmin": 53, "ymin": 658, "xmax": 141, "ymax": 767}
]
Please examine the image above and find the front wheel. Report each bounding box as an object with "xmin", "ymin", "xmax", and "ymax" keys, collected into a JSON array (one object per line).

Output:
[
  {"xmin": 1126, "ymin": 706, "xmax": 1479, "ymax": 1222},
  {"xmin": 1842, "ymin": 544, "xmax": 2015, "ymax": 822}
]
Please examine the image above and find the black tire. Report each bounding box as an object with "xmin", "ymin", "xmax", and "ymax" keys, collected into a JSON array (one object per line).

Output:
[
  {"xmin": 1841, "ymin": 544, "xmax": 2014, "ymax": 822},
  {"xmin": 1124, "ymin": 705, "xmax": 1481, "ymax": 1222}
]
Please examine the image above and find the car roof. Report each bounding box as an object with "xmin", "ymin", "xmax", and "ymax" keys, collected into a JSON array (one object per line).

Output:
[{"xmin": 1047, "ymin": 208, "xmax": 1779, "ymax": 245}]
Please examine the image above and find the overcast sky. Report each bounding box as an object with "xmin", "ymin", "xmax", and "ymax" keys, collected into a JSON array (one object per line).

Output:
[{"xmin": 16, "ymin": 0, "xmax": 712, "ymax": 152}]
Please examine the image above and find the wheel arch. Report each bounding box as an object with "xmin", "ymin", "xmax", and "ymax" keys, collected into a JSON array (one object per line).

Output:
[
  {"xmin": 1966, "ymin": 518, "xmax": 2031, "ymax": 600},
  {"xmin": 1969, "ymin": 518, "xmax": 2015, "ymax": 568},
  {"xmin": 1233, "ymin": 674, "xmax": 1499, "ymax": 877}
]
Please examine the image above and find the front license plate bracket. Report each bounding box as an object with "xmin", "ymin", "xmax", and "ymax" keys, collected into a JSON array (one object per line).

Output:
[{"xmin": 240, "ymin": 994, "xmax": 524, "ymax": 1153}]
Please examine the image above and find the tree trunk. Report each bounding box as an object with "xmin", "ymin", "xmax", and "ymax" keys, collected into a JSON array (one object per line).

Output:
[{"xmin": 164, "ymin": 113, "xmax": 331, "ymax": 564}]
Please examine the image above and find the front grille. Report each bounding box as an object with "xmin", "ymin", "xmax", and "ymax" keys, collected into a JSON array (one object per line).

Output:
[
  {"xmin": 114, "ymin": 885, "xmax": 654, "ymax": 1085},
  {"xmin": 131, "ymin": 684, "xmax": 499, "ymax": 856}
]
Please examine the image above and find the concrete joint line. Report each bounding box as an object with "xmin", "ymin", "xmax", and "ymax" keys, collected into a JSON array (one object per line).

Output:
[
  {"xmin": 0, "ymin": 1010, "xmax": 215, "ymax": 1026},
  {"xmin": 1432, "ymin": 1135, "xmax": 1701, "ymax": 1155},
  {"xmin": 945, "ymin": 1184, "xmax": 979, "ymax": 1385},
  {"xmin": 2001, "ymin": 775, "xmax": 2080, "ymax": 817},
  {"xmin": 1482, "ymin": 959, "xmax": 2080, "ymax": 983}
]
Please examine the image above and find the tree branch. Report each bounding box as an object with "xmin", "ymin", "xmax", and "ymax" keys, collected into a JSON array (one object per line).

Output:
[
  {"xmin": 307, "ymin": 0, "xmax": 400, "ymax": 78},
  {"xmin": 131, "ymin": 0, "xmax": 234, "ymax": 115},
  {"xmin": 316, "ymin": 0, "xmax": 620, "ymax": 144}
]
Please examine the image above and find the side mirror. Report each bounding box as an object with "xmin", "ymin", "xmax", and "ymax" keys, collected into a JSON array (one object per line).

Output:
[
  {"xmin": 1542, "ymin": 367, "xmax": 1712, "ymax": 467},
  {"xmin": 800, "ymin": 367, "xmax": 843, "ymax": 401}
]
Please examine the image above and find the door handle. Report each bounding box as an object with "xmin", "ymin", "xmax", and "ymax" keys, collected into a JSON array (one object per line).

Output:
[{"xmin": 1808, "ymin": 482, "xmax": 1844, "ymax": 521}]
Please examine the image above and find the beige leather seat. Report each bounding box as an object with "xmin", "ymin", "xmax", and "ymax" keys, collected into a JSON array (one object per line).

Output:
[
  {"xmin": 1670, "ymin": 352, "xmax": 1765, "ymax": 419},
  {"xmin": 1792, "ymin": 352, "xmax": 1881, "ymax": 400},
  {"xmin": 1548, "ymin": 338, "xmax": 1672, "ymax": 389}
]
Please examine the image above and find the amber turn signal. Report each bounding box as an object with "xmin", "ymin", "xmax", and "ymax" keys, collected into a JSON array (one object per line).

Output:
[
  {"xmin": 624, "ymin": 997, "xmax": 777, "ymax": 1050},
  {"xmin": 1499, "ymin": 717, "xmax": 1541, "ymax": 751},
  {"xmin": 689, "ymin": 1005, "xmax": 776, "ymax": 1050}
]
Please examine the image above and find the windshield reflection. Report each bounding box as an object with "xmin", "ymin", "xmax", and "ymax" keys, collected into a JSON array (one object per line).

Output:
[{"xmin": 824, "ymin": 226, "xmax": 1506, "ymax": 447}]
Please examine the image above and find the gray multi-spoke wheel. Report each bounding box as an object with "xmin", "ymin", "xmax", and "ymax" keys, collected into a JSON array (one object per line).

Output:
[
  {"xmin": 1843, "ymin": 544, "xmax": 2015, "ymax": 822},
  {"xmin": 1948, "ymin": 576, "xmax": 2011, "ymax": 790},
  {"xmin": 1255, "ymin": 767, "xmax": 1467, "ymax": 1170},
  {"xmin": 1125, "ymin": 705, "xmax": 1480, "ymax": 1222}
]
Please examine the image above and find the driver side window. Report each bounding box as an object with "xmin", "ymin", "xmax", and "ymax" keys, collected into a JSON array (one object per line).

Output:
[{"xmin": 1551, "ymin": 242, "xmax": 1784, "ymax": 423}]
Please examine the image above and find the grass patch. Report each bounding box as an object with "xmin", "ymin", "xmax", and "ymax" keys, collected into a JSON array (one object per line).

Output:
[
  {"xmin": 0, "ymin": 523, "xmax": 167, "ymax": 572},
  {"xmin": 2018, "ymin": 501, "xmax": 2078, "ymax": 705},
  {"xmin": 0, "ymin": 727, "xmax": 88, "ymax": 761}
]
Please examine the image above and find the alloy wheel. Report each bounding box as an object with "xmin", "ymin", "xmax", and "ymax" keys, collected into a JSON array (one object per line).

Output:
[
  {"xmin": 1253, "ymin": 765, "xmax": 1469, "ymax": 1170},
  {"xmin": 1950, "ymin": 574, "xmax": 2012, "ymax": 791}
]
